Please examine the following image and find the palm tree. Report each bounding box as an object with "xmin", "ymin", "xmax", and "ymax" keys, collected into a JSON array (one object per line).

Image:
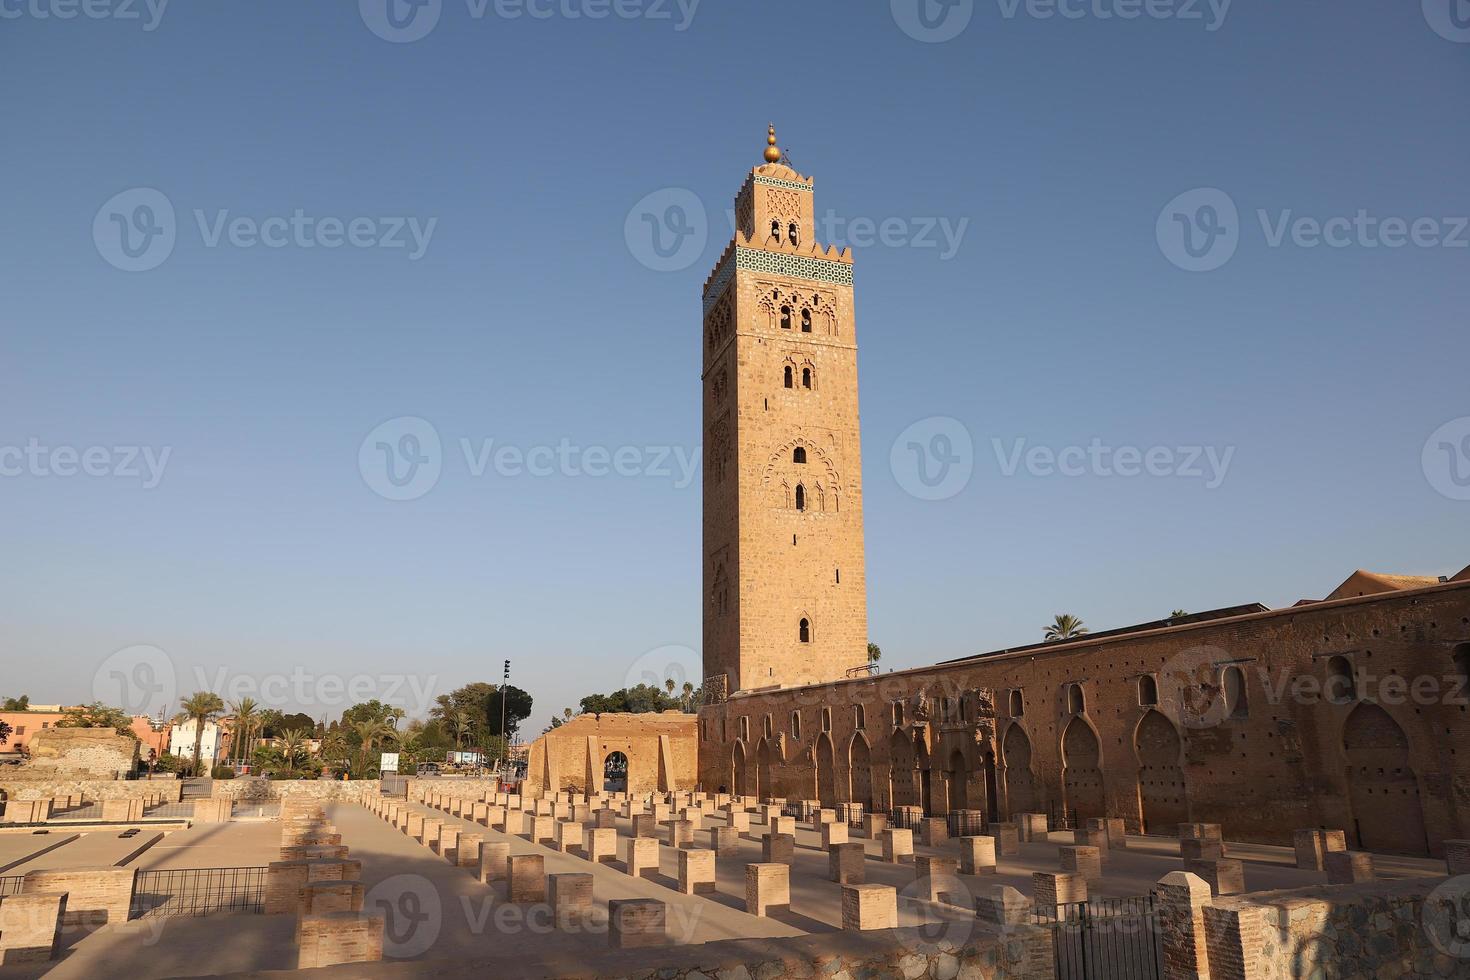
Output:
[
  {"xmin": 176, "ymin": 692, "xmax": 225, "ymax": 776},
  {"xmin": 445, "ymin": 709, "xmax": 473, "ymax": 749},
  {"xmin": 867, "ymin": 641, "xmax": 882, "ymax": 664},
  {"xmin": 278, "ymin": 728, "xmax": 309, "ymax": 775},
  {"xmin": 229, "ymin": 697, "xmax": 258, "ymax": 766},
  {"xmin": 681, "ymin": 681, "xmax": 694, "ymax": 711},
  {"xmin": 1170, "ymin": 609, "xmax": 1188, "ymax": 619},
  {"xmin": 664, "ymin": 678, "xmax": 676, "ymax": 700},
  {"xmin": 352, "ymin": 719, "xmax": 395, "ymax": 776},
  {"xmin": 562, "ymin": 707, "xmax": 573, "ymax": 723},
  {"xmin": 1044, "ymin": 614, "xmax": 1088, "ymax": 642}
]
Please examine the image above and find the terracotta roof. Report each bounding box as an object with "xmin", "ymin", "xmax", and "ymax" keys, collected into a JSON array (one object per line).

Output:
[
  {"xmin": 1454, "ymin": 564, "xmax": 1470, "ymax": 583},
  {"xmin": 1325, "ymin": 570, "xmax": 1444, "ymax": 602}
]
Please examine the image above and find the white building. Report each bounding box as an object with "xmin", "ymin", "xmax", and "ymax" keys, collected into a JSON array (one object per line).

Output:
[{"xmin": 168, "ymin": 718, "xmax": 223, "ymax": 766}]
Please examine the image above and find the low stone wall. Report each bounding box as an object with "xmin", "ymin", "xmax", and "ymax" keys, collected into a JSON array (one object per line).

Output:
[
  {"xmin": 209, "ymin": 777, "xmax": 500, "ymax": 804},
  {"xmin": 1172, "ymin": 873, "xmax": 1462, "ymax": 978},
  {"xmin": 0, "ymin": 778, "xmax": 181, "ymax": 803}
]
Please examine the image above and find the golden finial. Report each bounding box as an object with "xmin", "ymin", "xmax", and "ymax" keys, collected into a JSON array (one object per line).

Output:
[{"xmin": 764, "ymin": 123, "xmax": 782, "ymax": 164}]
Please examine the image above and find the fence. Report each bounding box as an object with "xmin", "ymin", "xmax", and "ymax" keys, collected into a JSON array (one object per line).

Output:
[
  {"xmin": 0, "ymin": 875, "xmax": 23, "ymax": 898},
  {"xmin": 1032, "ymin": 896, "xmax": 1161, "ymax": 980},
  {"xmin": 129, "ymin": 866, "xmax": 268, "ymax": 918}
]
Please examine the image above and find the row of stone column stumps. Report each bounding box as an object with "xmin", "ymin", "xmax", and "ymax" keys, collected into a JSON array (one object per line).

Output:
[{"xmin": 265, "ymin": 797, "xmax": 382, "ymax": 969}]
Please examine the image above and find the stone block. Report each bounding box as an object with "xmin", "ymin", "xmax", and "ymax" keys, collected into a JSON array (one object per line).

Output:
[
  {"xmin": 678, "ymin": 848, "xmax": 715, "ymax": 895},
  {"xmin": 881, "ymin": 828, "xmax": 914, "ymax": 864},
  {"xmin": 994, "ymin": 823, "xmax": 1020, "ymax": 856},
  {"xmin": 630, "ymin": 813, "xmax": 655, "ymax": 839},
  {"xmin": 1180, "ymin": 838, "xmax": 1225, "ymax": 862},
  {"xmin": 471, "ymin": 802, "xmax": 489, "ymax": 824},
  {"xmin": 609, "ymin": 899, "xmax": 666, "ymax": 949},
  {"xmin": 744, "ymin": 862, "xmax": 790, "ymax": 916},
  {"xmin": 974, "ymin": 884, "xmax": 1029, "ymax": 926},
  {"xmin": 1060, "ymin": 845, "xmax": 1103, "ymax": 883},
  {"xmin": 763, "ymin": 832, "xmax": 794, "ymax": 865},
  {"xmin": 759, "ymin": 804, "xmax": 782, "ymax": 825},
  {"xmin": 299, "ymin": 881, "xmax": 364, "ymax": 917},
  {"xmin": 23, "ymin": 868, "xmax": 134, "ymax": 927},
  {"xmin": 667, "ymin": 818, "xmax": 694, "ymax": 849},
  {"xmin": 0, "ymin": 892, "xmax": 67, "ymax": 964},
  {"xmin": 841, "ymin": 883, "xmax": 897, "ymax": 931},
  {"xmin": 919, "ymin": 817, "xmax": 948, "ymax": 848},
  {"xmin": 529, "ymin": 815, "xmax": 556, "ymax": 845},
  {"xmin": 405, "ymin": 813, "xmax": 424, "ymax": 839},
  {"xmin": 862, "ymin": 813, "xmax": 888, "ymax": 839},
  {"xmin": 821, "ymin": 820, "xmax": 849, "ymax": 847},
  {"xmin": 1073, "ymin": 827, "xmax": 1110, "ymax": 859},
  {"xmin": 1016, "ymin": 812, "xmax": 1048, "ymax": 842},
  {"xmin": 1325, "ymin": 850, "xmax": 1374, "ymax": 884},
  {"xmin": 457, "ymin": 833, "xmax": 484, "ymax": 868},
  {"xmin": 829, "ymin": 842, "xmax": 865, "ymax": 884},
  {"xmin": 1292, "ymin": 828, "xmax": 1346, "ymax": 871},
  {"xmin": 914, "ymin": 856, "xmax": 960, "ymax": 904},
  {"xmin": 959, "ymin": 835, "xmax": 997, "ymax": 875},
  {"xmin": 585, "ymin": 827, "xmax": 617, "ymax": 864},
  {"xmin": 478, "ymin": 842, "xmax": 510, "ymax": 884},
  {"xmin": 101, "ymin": 799, "xmax": 143, "ymax": 822},
  {"xmin": 265, "ymin": 861, "xmax": 310, "ymax": 915},
  {"xmin": 548, "ymin": 873, "xmax": 593, "ymax": 926},
  {"xmin": 555, "ymin": 820, "xmax": 581, "ymax": 853},
  {"xmin": 709, "ymin": 826, "xmax": 738, "ymax": 853},
  {"xmin": 771, "ymin": 815, "xmax": 796, "ymax": 838},
  {"xmin": 436, "ymin": 826, "xmax": 459, "ymax": 858},
  {"xmin": 508, "ymin": 854, "xmax": 546, "ymax": 903},
  {"xmin": 594, "ymin": 808, "xmax": 618, "ymax": 830},
  {"xmin": 1446, "ymin": 839, "xmax": 1470, "ymax": 876},
  {"xmin": 296, "ymin": 911, "xmax": 383, "ymax": 969},
  {"xmin": 724, "ymin": 808, "xmax": 750, "ymax": 833},
  {"xmin": 1032, "ymin": 871, "xmax": 1087, "ymax": 907},
  {"xmin": 626, "ymin": 836, "xmax": 660, "ymax": 879},
  {"xmin": 1184, "ymin": 858, "xmax": 1245, "ymax": 896}
]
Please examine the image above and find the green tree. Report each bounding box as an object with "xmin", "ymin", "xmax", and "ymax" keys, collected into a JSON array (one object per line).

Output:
[
  {"xmin": 1170, "ymin": 609, "xmax": 1188, "ymax": 619},
  {"xmin": 276, "ymin": 728, "xmax": 311, "ymax": 776},
  {"xmin": 175, "ymin": 692, "xmax": 225, "ymax": 777},
  {"xmin": 0, "ymin": 719, "xmax": 12, "ymax": 746},
  {"xmin": 867, "ymin": 641, "xmax": 882, "ymax": 664},
  {"xmin": 1044, "ymin": 614, "xmax": 1088, "ymax": 642},
  {"xmin": 56, "ymin": 702, "xmax": 135, "ymax": 735},
  {"xmin": 578, "ymin": 683, "xmax": 681, "ymax": 716},
  {"xmin": 2, "ymin": 695, "xmax": 30, "ymax": 710},
  {"xmin": 484, "ymin": 685, "xmax": 534, "ymax": 739},
  {"xmin": 229, "ymin": 697, "xmax": 258, "ymax": 766}
]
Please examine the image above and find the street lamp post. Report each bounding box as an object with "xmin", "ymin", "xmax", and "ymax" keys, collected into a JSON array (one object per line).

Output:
[{"xmin": 498, "ymin": 659, "xmax": 510, "ymax": 776}]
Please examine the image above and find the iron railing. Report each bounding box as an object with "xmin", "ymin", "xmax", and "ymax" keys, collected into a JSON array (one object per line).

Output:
[
  {"xmin": 0, "ymin": 875, "xmax": 24, "ymax": 898},
  {"xmin": 1032, "ymin": 896, "xmax": 1162, "ymax": 980},
  {"xmin": 129, "ymin": 866, "xmax": 267, "ymax": 919}
]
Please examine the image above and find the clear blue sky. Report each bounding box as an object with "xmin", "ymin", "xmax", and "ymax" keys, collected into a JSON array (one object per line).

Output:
[{"xmin": 2, "ymin": 0, "xmax": 1466, "ymax": 733}]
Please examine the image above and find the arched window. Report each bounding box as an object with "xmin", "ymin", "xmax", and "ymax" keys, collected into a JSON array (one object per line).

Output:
[
  {"xmin": 799, "ymin": 618, "xmax": 811, "ymax": 643},
  {"xmin": 791, "ymin": 710, "xmax": 802, "ymax": 740},
  {"xmin": 1222, "ymin": 666, "xmax": 1248, "ymax": 719},
  {"xmin": 770, "ymin": 219, "xmax": 781, "ymax": 240},
  {"xmin": 788, "ymin": 222, "xmax": 799, "ymax": 246},
  {"xmin": 802, "ymin": 367, "xmax": 811, "ymax": 389},
  {"xmin": 1327, "ymin": 656, "xmax": 1356, "ymax": 704},
  {"xmin": 1138, "ymin": 675, "xmax": 1159, "ymax": 707},
  {"xmin": 800, "ymin": 308, "xmax": 812, "ymax": 332},
  {"xmin": 795, "ymin": 484, "xmax": 806, "ymax": 511},
  {"xmin": 779, "ymin": 306, "xmax": 792, "ymax": 329},
  {"xmin": 783, "ymin": 366, "xmax": 793, "ymax": 388},
  {"xmin": 1008, "ymin": 689, "xmax": 1024, "ymax": 717},
  {"xmin": 793, "ymin": 447, "xmax": 807, "ymax": 464},
  {"xmin": 1065, "ymin": 683, "xmax": 1085, "ymax": 714}
]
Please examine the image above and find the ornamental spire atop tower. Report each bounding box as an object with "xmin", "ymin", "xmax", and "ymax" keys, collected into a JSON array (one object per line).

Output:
[{"xmin": 764, "ymin": 123, "xmax": 782, "ymax": 164}]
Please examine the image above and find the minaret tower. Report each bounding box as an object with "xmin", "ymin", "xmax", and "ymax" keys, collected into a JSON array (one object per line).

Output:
[{"xmin": 701, "ymin": 126, "xmax": 867, "ymax": 698}]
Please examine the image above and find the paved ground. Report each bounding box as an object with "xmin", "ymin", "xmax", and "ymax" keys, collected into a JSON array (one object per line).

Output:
[
  {"xmin": 0, "ymin": 799, "xmax": 1450, "ymax": 979},
  {"xmin": 1, "ymin": 828, "xmax": 162, "ymax": 874}
]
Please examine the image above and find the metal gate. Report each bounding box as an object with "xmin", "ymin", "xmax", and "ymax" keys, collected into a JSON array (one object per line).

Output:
[{"xmin": 1033, "ymin": 896, "xmax": 1161, "ymax": 979}]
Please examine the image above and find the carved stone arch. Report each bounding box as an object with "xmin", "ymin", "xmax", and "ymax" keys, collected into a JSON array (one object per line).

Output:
[
  {"xmin": 761, "ymin": 435, "xmax": 840, "ymax": 489},
  {"xmin": 1061, "ymin": 715, "xmax": 1105, "ymax": 822},
  {"xmin": 755, "ymin": 736, "xmax": 775, "ymax": 799},
  {"xmin": 1000, "ymin": 721, "xmax": 1038, "ymax": 817},
  {"xmin": 815, "ymin": 732, "xmax": 837, "ymax": 807},
  {"xmin": 1341, "ymin": 702, "xmax": 1427, "ymax": 854},
  {"xmin": 731, "ymin": 738, "xmax": 750, "ymax": 798},
  {"xmin": 1134, "ymin": 708, "xmax": 1188, "ymax": 834},
  {"xmin": 888, "ymin": 729, "xmax": 917, "ymax": 809}
]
